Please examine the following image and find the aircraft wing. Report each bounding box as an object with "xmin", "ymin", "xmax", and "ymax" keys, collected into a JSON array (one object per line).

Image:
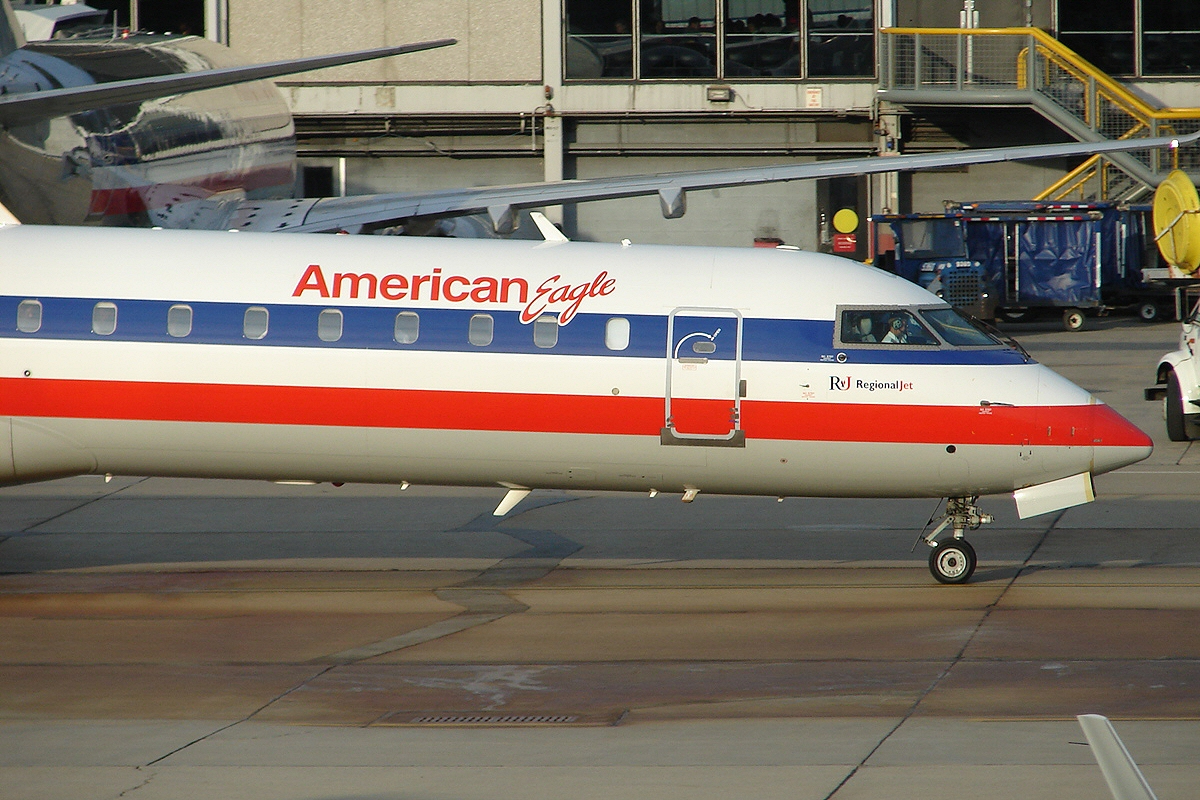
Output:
[
  {"xmin": 1077, "ymin": 714, "xmax": 1158, "ymax": 800},
  {"xmin": 0, "ymin": 38, "xmax": 456, "ymax": 125},
  {"xmin": 220, "ymin": 131, "xmax": 1200, "ymax": 234}
]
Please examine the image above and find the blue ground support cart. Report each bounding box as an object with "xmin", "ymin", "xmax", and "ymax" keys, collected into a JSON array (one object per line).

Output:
[{"xmin": 870, "ymin": 202, "xmax": 1172, "ymax": 330}]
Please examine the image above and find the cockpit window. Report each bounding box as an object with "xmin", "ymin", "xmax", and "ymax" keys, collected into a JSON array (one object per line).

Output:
[
  {"xmin": 919, "ymin": 307, "xmax": 1002, "ymax": 347},
  {"xmin": 839, "ymin": 308, "xmax": 938, "ymax": 346}
]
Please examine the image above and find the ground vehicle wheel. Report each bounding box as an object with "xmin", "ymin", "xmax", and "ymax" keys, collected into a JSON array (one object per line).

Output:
[
  {"xmin": 1062, "ymin": 308, "xmax": 1086, "ymax": 331},
  {"xmin": 1166, "ymin": 370, "xmax": 1193, "ymax": 441},
  {"xmin": 929, "ymin": 539, "xmax": 977, "ymax": 584},
  {"xmin": 1137, "ymin": 301, "xmax": 1161, "ymax": 322}
]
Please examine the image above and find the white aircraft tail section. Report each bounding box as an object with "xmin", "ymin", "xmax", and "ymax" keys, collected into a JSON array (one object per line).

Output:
[{"xmin": 1077, "ymin": 714, "xmax": 1158, "ymax": 800}]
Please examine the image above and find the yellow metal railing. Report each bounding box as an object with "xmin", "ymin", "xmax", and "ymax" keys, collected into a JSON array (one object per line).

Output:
[{"xmin": 880, "ymin": 28, "xmax": 1200, "ymax": 200}]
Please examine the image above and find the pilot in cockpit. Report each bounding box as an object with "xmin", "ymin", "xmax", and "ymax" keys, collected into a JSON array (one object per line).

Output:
[{"xmin": 881, "ymin": 315, "xmax": 909, "ymax": 344}]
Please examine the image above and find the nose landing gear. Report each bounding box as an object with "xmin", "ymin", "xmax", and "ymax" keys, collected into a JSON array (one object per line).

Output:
[
  {"xmin": 920, "ymin": 496, "xmax": 993, "ymax": 584},
  {"xmin": 929, "ymin": 539, "xmax": 977, "ymax": 584}
]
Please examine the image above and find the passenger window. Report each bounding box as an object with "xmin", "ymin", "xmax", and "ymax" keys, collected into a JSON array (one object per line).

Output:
[
  {"xmin": 317, "ymin": 309, "xmax": 343, "ymax": 342},
  {"xmin": 167, "ymin": 304, "xmax": 192, "ymax": 338},
  {"xmin": 605, "ymin": 317, "xmax": 630, "ymax": 351},
  {"xmin": 17, "ymin": 300, "xmax": 41, "ymax": 333},
  {"xmin": 92, "ymin": 302, "xmax": 117, "ymax": 336},
  {"xmin": 243, "ymin": 306, "xmax": 269, "ymax": 340},
  {"xmin": 394, "ymin": 312, "xmax": 419, "ymax": 344},
  {"xmin": 468, "ymin": 314, "xmax": 493, "ymax": 346},
  {"xmin": 533, "ymin": 314, "xmax": 558, "ymax": 348}
]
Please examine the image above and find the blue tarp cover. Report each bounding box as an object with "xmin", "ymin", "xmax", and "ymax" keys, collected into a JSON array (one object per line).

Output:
[{"xmin": 1015, "ymin": 219, "xmax": 1100, "ymax": 306}]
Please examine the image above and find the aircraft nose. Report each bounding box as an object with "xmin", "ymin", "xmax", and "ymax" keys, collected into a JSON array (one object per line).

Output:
[{"xmin": 1089, "ymin": 402, "xmax": 1153, "ymax": 475}]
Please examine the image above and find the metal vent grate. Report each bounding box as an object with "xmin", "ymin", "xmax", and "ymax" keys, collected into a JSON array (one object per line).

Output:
[
  {"xmin": 941, "ymin": 265, "xmax": 985, "ymax": 309},
  {"xmin": 408, "ymin": 714, "xmax": 579, "ymax": 725}
]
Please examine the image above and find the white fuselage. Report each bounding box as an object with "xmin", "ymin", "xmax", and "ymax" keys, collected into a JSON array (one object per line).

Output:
[{"xmin": 0, "ymin": 225, "xmax": 1152, "ymax": 503}]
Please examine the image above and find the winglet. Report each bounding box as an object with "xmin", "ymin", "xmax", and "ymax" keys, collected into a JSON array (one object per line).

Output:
[
  {"xmin": 1077, "ymin": 714, "xmax": 1158, "ymax": 800},
  {"xmin": 0, "ymin": 199, "xmax": 20, "ymax": 226}
]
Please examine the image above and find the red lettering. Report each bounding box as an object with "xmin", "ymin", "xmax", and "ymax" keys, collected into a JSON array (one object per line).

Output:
[
  {"xmin": 560, "ymin": 282, "xmax": 592, "ymax": 324},
  {"xmin": 380, "ymin": 274, "xmax": 408, "ymax": 300},
  {"xmin": 295, "ymin": 267, "xmax": 579, "ymax": 319},
  {"xmin": 443, "ymin": 276, "xmax": 470, "ymax": 302},
  {"xmin": 332, "ymin": 272, "xmax": 378, "ymax": 299},
  {"xmin": 293, "ymin": 264, "xmax": 330, "ymax": 298},
  {"xmin": 520, "ymin": 272, "xmax": 616, "ymax": 325},
  {"xmin": 521, "ymin": 275, "xmax": 558, "ymax": 323},
  {"xmin": 547, "ymin": 284, "xmax": 572, "ymax": 305},
  {"xmin": 470, "ymin": 277, "xmax": 498, "ymax": 303},
  {"xmin": 500, "ymin": 277, "xmax": 528, "ymax": 304},
  {"xmin": 430, "ymin": 267, "xmax": 442, "ymax": 301},
  {"xmin": 590, "ymin": 271, "xmax": 611, "ymax": 296}
]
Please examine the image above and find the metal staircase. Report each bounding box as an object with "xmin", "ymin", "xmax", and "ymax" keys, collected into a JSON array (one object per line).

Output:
[{"xmin": 879, "ymin": 28, "xmax": 1200, "ymax": 202}]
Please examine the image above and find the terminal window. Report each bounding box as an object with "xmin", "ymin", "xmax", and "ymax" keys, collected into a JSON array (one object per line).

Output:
[
  {"xmin": 564, "ymin": 0, "xmax": 872, "ymax": 80},
  {"xmin": 1058, "ymin": 0, "xmax": 1200, "ymax": 76}
]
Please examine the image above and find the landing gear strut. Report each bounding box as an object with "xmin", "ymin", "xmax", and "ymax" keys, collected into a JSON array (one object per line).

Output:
[{"xmin": 920, "ymin": 496, "xmax": 993, "ymax": 584}]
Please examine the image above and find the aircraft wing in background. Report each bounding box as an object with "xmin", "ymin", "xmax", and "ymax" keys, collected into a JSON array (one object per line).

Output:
[
  {"xmin": 0, "ymin": 38, "xmax": 456, "ymax": 125},
  {"xmin": 1077, "ymin": 714, "xmax": 1158, "ymax": 800},
  {"xmin": 208, "ymin": 131, "xmax": 1200, "ymax": 234}
]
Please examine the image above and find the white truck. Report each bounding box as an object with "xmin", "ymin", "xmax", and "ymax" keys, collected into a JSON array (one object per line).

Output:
[{"xmin": 1146, "ymin": 297, "xmax": 1200, "ymax": 440}]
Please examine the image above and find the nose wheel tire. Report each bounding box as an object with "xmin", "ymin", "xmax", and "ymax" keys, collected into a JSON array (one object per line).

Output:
[
  {"xmin": 1062, "ymin": 308, "xmax": 1086, "ymax": 331},
  {"xmin": 1165, "ymin": 370, "xmax": 1195, "ymax": 442},
  {"xmin": 929, "ymin": 539, "xmax": 977, "ymax": 584}
]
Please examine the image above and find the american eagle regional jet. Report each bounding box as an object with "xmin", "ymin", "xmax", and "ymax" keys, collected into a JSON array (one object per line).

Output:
[
  {"xmin": 0, "ymin": 0, "xmax": 1190, "ymax": 582},
  {"xmin": 0, "ymin": 146, "xmax": 1177, "ymax": 582}
]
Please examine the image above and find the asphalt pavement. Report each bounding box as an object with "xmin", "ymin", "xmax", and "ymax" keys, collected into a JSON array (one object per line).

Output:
[{"xmin": 1, "ymin": 314, "xmax": 1198, "ymax": 800}]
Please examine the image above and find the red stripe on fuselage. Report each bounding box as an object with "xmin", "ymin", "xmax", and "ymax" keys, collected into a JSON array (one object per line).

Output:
[
  {"xmin": 87, "ymin": 165, "xmax": 295, "ymax": 216},
  {"xmin": 0, "ymin": 377, "xmax": 1152, "ymax": 448}
]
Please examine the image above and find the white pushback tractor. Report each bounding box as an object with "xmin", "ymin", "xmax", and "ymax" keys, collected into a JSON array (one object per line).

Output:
[{"xmin": 1145, "ymin": 171, "xmax": 1200, "ymax": 440}]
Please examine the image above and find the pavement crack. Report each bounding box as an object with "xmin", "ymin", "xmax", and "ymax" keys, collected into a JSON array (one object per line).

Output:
[
  {"xmin": 144, "ymin": 665, "xmax": 335, "ymax": 765},
  {"xmin": 116, "ymin": 766, "xmax": 157, "ymax": 798},
  {"xmin": 825, "ymin": 512, "xmax": 1063, "ymax": 799},
  {"xmin": 22, "ymin": 477, "xmax": 149, "ymax": 533},
  {"xmin": 316, "ymin": 491, "xmax": 583, "ymax": 664}
]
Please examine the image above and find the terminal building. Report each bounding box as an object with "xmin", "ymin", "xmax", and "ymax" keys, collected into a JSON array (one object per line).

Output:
[{"xmin": 95, "ymin": 0, "xmax": 1200, "ymax": 252}]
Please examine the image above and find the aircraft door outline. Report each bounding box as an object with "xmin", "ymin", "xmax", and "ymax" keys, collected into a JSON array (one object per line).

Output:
[{"xmin": 662, "ymin": 307, "xmax": 745, "ymax": 448}]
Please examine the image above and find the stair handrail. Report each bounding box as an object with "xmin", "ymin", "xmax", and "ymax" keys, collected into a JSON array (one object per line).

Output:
[{"xmin": 881, "ymin": 27, "xmax": 1200, "ymax": 125}]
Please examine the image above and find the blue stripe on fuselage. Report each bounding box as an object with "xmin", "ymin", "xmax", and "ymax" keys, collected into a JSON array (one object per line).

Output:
[{"xmin": 0, "ymin": 296, "xmax": 1030, "ymax": 366}]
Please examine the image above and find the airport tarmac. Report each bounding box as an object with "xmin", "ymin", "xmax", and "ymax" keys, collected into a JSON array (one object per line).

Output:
[{"xmin": 1, "ymin": 315, "xmax": 1198, "ymax": 800}]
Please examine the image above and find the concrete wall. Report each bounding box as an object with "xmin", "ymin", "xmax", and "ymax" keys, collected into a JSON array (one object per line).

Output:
[
  {"xmin": 569, "ymin": 155, "xmax": 819, "ymax": 248},
  {"xmin": 907, "ymin": 161, "xmax": 1076, "ymax": 213},
  {"xmin": 227, "ymin": 0, "xmax": 543, "ymax": 82}
]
